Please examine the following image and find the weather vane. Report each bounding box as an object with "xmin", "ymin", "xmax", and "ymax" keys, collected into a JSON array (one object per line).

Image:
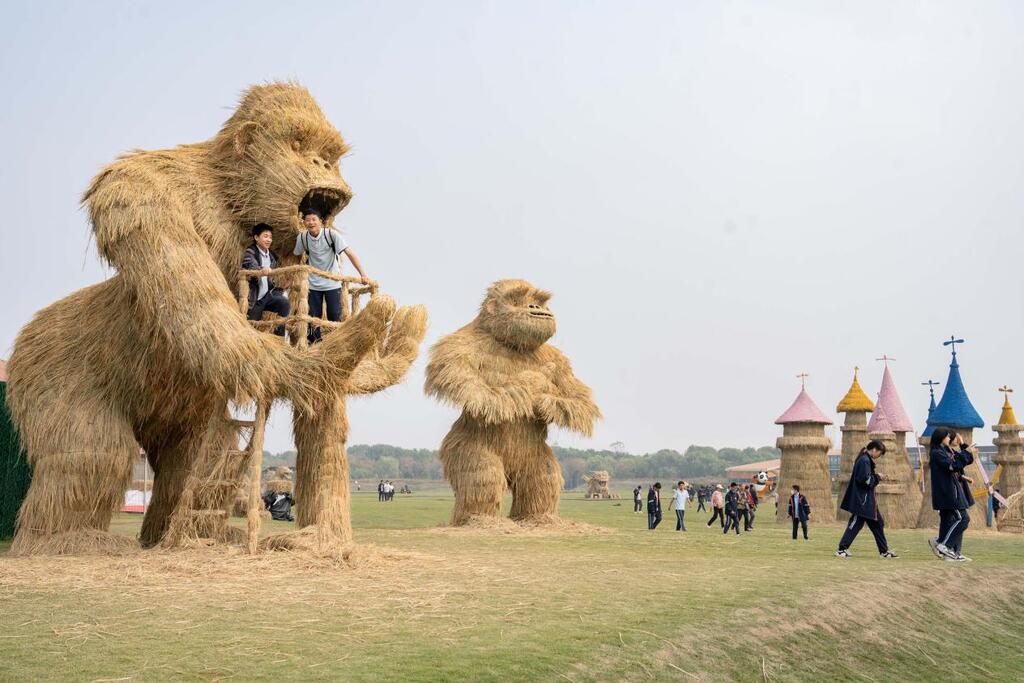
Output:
[
  {"xmin": 999, "ymin": 385, "xmax": 1014, "ymax": 397},
  {"xmin": 796, "ymin": 372, "xmax": 809, "ymax": 388},
  {"xmin": 876, "ymin": 354, "xmax": 895, "ymax": 366},
  {"xmin": 922, "ymin": 379, "xmax": 941, "ymax": 400}
]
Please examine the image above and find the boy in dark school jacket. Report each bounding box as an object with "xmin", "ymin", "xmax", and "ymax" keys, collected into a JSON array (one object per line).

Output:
[
  {"xmin": 835, "ymin": 440, "xmax": 898, "ymax": 558},
  {"xmin": 647, "ymin": 482, "xmax": 663, "ymax": 529},
  {"xmin": 787, "ymin": 484, "xmax": 810, "ymax": 540},
  {"xmin": 722, "ymin": 482, "xmax": 741, "ymax": 535}
]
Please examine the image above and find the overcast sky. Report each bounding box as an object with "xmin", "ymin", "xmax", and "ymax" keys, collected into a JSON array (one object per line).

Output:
[{"xmin": 3, "ymin": 1, "xmax": 1023, "ymax": 454}]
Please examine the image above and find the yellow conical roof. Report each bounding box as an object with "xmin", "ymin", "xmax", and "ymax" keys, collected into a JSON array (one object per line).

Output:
[
  {"xmin": 836, "ymin": 368, "xmax": 874, "ymax": 413},
  {"xmin": 998, "ymin": 391, "xmax": 1018, "ymax": 426}
]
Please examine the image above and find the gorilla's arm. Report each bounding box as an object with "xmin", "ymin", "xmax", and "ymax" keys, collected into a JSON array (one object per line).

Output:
[
  {"xmin": 347, "ymin": 305, "xmax": 428, "ymax": 396},
  {"xmin": 86, "ymin": 170, "xmax": 288, "ymax": 401},
  {"xmin": 534, "ymin": 349, "xmax": 601, "ymax": 437},
  {"xmin": 424, "ymin": 331, "xmax": 536, "ymax": 424}
]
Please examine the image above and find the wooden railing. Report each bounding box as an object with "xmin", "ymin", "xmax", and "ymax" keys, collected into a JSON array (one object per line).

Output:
[{"xmin": 236, "ymin": 265, "xmax": 379, "ymax": 348}]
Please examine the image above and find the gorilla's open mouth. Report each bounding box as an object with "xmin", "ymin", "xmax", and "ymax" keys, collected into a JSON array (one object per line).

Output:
[{"xmin": 299, "ymin": 187, "xmax": 346, "ymax": 221}]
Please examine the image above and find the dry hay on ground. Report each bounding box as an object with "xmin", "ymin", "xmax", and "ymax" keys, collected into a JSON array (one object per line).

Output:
[
  {"xmin": 0, "ymin": 542, "xmax": 439, "ymax": 593},
  {"xmin": 429, "ymin": 514, "xmax": 614, "ymax": 536}
]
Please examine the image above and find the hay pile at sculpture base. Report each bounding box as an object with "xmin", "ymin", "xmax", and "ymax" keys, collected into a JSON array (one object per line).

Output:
[{"xmin": 429, "ymin": 514, "xmax": 614, "ymax": 536}]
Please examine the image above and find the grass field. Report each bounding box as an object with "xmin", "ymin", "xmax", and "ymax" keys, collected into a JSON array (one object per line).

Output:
[{"xmin": 1, "ymin": 491, "xmax": 1023, "ymax": 682}]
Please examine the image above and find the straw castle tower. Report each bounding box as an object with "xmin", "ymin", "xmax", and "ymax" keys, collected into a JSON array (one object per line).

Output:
[
  {"xmin": 869, "ymin": 360, "xmax": 923, "ymax": 523},
  {"xmin": 992, "ymin": 388, "xmax": 1023, "ymax": 500},
  {"xmin": 774, "ymin": 377, "xmax": 833, "ymax": 524},
  {"xmin": 913, "ymin": 381, "xmax": 940, "ymax": 527},
  {"xmin": 864, "ymin": 401, "xmax": 916, "ymax": 528},
  {"xmin": 917, "ymin": 338, "xmax": 987, "ymax": 529},
  {"xmin": 834, "ymin": 368, "xmax": 873, "ymax": 521}
]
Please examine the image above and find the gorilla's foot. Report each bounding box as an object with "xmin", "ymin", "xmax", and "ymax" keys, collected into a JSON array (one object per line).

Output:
[
  {"xmin": 260, "ymin": 525, "xmax": 353, "ymax": 558},
  {"xmin": 9, "ymin": 529, "xmax": 139, "ymax": 557}
]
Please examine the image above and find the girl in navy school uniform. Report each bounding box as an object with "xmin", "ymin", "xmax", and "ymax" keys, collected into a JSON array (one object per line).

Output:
[
  {"xmin": 835, "ymin": 440, "xmax": 898, "ymax": 558},
  {"xmin": 927, "ymin": 427, "xmax": 976, "ymax": 562}
]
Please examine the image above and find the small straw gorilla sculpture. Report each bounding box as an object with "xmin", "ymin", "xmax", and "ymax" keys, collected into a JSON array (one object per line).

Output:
[
  {"xmin": 425, "ymin": 280, "xmax": 600, "ymax": 525},
  {"xmin": 7, "ymin": 83, "xmax": 425, "ymax": 555}
]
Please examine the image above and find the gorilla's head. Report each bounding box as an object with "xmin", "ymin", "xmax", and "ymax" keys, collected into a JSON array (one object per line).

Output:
[
  {"xmin": 213, "ymin": 83, "xmax": 352, "ymax": 238},
  {"xmin": 477, "ymin": 279, "xmax": 556, "ymax": 351}
]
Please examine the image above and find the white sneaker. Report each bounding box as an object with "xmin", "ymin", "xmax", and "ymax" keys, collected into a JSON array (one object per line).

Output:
[
  {"xmin": 835, "ymin": 549, "xmax": 850, "ymax": 558},
  {"xmin": 927, "ymin": 539, "xmax": 944, "ymax": 559},
  {"xmin": 944, "ymin": 555, "xmax": 968, "ymax": 562},
  {"xmin": 880, "ymin": 551, "xmax": 899, "ymax": 559},
  {"xmin": 956, "ymin": 554, "xmax": 972, "ymax": 562},
  {"xmin": 935, "ymin": 542, "xmax": 955, "ymax": 559}
]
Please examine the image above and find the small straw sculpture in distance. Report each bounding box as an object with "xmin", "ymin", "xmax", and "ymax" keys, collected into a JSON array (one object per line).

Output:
[
  {"xmin": 5, "ymin": 82, "xmax": 425, "ymax": 555},
  {"xmin": 582, "ymin": 471, "xmax": 617, "ymax": 499},
  {"xmin": 424, "ymin": 280, "xmax": 600, "ymax": 526}
]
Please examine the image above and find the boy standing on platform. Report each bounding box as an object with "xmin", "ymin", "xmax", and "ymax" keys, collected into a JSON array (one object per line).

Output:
[{"xmin": 293, "ymin": 208, "xmax": 370, "ymax": 343}]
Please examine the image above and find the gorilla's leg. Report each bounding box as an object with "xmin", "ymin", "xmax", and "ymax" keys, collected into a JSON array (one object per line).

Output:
[
  {"xmin": 440, "ymin": 434, "xmax": 506, "ymax": 526},
  {"xmin": 291, "ymin": 391, "xmax": 354, "ymax": 545},
  {"xmin": 10, "ymin": 398, "xmax": 137, "ymax": 555},
  {"xmin": 506, "ymin": 441, "xmax": 564, "ymax": 522}
]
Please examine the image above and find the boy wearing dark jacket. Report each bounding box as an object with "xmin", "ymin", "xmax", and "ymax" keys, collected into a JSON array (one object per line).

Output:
[
  {"xmin": 835, "ymin": 441, "xmax": 898, "ymax": 558},
  {"xmin": 242, "ymin": 223, "xmax": 290, "ymax": 336},
  {"xmin": 787, "ymin": 484, "xmax": 810, "ymax": 540},
  {"xmin": 647, "ymin": 483, "xmax": 662, "ymax": 529},
  {"xmin": 722, "ymin": 482, "xmax": 741, "ymax": 535}
]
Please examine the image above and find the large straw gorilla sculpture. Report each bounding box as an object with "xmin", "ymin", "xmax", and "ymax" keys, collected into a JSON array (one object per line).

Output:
[
  {"xmin": 425, "ymin": 280, "xmax": 600, "ymax": 525},
  {"xmin": 7, "ymin": 83, "xmax": 425, "ymax": 554}
]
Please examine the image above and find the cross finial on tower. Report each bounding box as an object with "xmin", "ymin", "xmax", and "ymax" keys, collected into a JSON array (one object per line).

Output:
[
  {"xmin": 796, "ymin": 372, "xmax": 809, "ymax": 388},
  {"xmin": 943, "ymin": 335, "xmax": 965, "ymax": 359},
  {"xmin": 1000, "ymin": 385, "xmax": 1013, "ymax": 397},
  {"xmin": 876, "ymin": 355, "xmax": 895, "ymax": 366},
  {"xmin": 922, "ymin": 379, "xmax": 941, "ymax": 400},
  {"xmin": 853, "ymin": 365, "xmax": 860, "ymax": 378}
]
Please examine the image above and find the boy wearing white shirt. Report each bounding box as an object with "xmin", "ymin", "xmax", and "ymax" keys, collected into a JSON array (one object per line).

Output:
[
  {"xmin": 293, "ymin": 208, "xmax": 369, "ymax": 343},
  {"xmin": 672, "ymin": 481, "xmax": 690, "ymax": 531}
]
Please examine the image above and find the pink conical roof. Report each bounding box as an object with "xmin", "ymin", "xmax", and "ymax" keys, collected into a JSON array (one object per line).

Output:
[
  {"xmin": 775, "ymin": 388, "xmax": 833, "ymax": 425},
  {"xmin": 867, "ymin": 401, "xmax": 895, "ymax": 434},
  {"xmin": 875, "ymin": 366, "xmax": 914, "ymax": 432}
]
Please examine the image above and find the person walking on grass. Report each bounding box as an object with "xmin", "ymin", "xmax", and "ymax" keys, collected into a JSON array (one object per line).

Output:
[
  {"xmin": 836, "ymin": 440, "xmax": 898, "ymax": 559},
  {"xmin": 633, "ymin": 485, "xmax": 643, "ymax": 513},
  {"xmin": 723, "ymin": 482, "xmax": 741, "ymax": 535},
  {"xmin": 927, "ymin": 428, "xmax": 976, "ymax": 562},
  {"xmin": 707, "ymin": 484, "xmax": 725, "ymax": 528},
  {"xmin": 672, "ymin": 481, "xmax": 690, "ymax": 531},
  {"xmin": 748, "ymin": 485, "xmax": 758, "ymax": 529},
  {"xmin": 787, "ymin": 484, "xmax": 810, "ymax": 540},
  {"xmin": 647, "ymin": 482, "xmax": 663, "ymax": 530},
  {"xmin": 736, "ymin": 484, "xmax": 750, "ymax": 531},
  {"xmin": 696, "ymin": 487, "xmax": 708, "ymax": 513}
]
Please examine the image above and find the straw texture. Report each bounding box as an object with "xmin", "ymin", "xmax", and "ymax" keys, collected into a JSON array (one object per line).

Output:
[
  {"xmin": 5, "ymin": 83, "xmax": 425, "ymax": 555},
  {"xmin": 774, "ymin": 422, "xmax": 832, "ymax": 524},
  {"xmin": 582, "ymin": 471, "xmax": 616, "ymax": 499},
  {"xmin": 425, "ymin": 280, "xmax": 600, "ymax": 526}
]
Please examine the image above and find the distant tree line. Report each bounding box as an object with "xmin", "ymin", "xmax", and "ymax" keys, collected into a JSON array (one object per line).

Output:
[{"xmin": 262, "ymin": 443, "xmax": 780, "ymax": 487}]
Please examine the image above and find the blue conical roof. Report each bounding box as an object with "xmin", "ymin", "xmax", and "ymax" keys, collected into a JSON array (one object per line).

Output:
[
  {"xmin": 921, "ymin": 393, "xmax": 937, "ymax": 437},
  {"xmin": 927, "ymin": 350, "xmax": 983, "ymax": 429}
]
